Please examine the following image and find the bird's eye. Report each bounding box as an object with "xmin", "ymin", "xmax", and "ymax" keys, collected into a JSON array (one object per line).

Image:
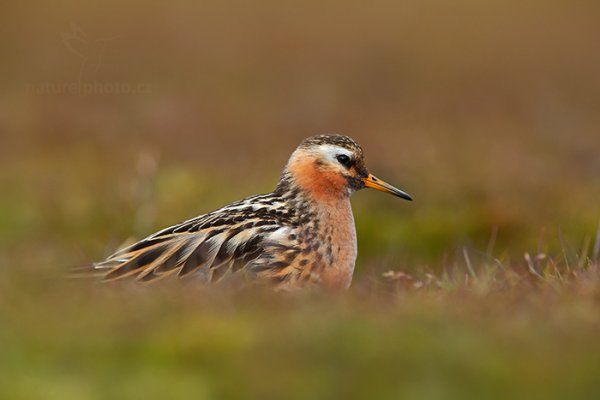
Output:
[{"xmin": 336, "ymin": 154, "xmax": 352, "ymax": 167}]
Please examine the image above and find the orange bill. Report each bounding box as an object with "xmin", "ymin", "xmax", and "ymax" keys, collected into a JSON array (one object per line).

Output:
[{"xmin": 362, "ymin": 174, "xmax": 412, "ymax": 201}]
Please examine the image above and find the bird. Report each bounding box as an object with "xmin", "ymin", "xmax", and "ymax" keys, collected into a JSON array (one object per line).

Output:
[{"xmin": 87, "ymin": 134, "xmax": 412, "ymax": 290}]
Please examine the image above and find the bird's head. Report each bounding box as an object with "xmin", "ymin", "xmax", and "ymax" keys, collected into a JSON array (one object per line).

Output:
[{"xmin": 279, "ymin": 134, "xmax": 412, "ymax": 202}]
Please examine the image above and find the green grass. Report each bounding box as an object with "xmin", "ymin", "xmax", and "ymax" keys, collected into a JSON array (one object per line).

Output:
[{"xmin": 2, "ymin": 258, "xmax": 600, "ymax": 399}]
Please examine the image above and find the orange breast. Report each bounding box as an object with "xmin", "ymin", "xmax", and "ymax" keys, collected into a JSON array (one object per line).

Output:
[
  {"xmin": 316, "ymin": 199, "xmax": 357, "ymax": 289},
  {"xmin": 287, "ymin": 197, "xmax": 358, "ymax": 290}
]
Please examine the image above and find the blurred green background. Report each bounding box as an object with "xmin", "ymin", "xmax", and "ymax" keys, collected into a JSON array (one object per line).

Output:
[{"xmin": 1, "ymin": 1, "xmax": 600, "ymax": 398}]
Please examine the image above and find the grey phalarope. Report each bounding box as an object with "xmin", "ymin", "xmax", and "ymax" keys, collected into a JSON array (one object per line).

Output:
[{"xmin": 89, "ymin": 134, "xmax": 412, "ymax": 289}]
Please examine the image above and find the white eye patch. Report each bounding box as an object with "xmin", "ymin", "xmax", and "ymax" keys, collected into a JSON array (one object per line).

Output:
[{"xmin": 314, "ymin": 144, "xmax": 353, "ymax": 164}]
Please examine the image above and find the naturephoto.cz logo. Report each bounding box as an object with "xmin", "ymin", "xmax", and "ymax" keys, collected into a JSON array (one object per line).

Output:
[
  {"xmin": 28, "ymin": 81, "xmax": 152, "ymax": 96},
  {"xmin": 27, "ymin": 23, "xmax": 152, "ymax": 96}
]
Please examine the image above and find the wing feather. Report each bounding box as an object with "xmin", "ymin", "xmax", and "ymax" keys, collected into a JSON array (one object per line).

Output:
[{"xmin": 84, "ymin": 193, "xmax": 299, "ymax": 284}]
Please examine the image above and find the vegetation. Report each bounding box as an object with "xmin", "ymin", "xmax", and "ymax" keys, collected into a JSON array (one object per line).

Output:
[{"xmin": 1, "ymin": 0, "xmax": 599, "ymax": 398}]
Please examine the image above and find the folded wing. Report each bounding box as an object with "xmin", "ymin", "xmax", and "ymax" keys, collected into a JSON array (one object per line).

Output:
[{"xmin": 89, "ymin": 194, "xmax": 298, "ymax": 284}]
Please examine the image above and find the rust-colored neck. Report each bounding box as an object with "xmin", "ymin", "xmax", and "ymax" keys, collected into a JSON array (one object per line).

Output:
[{"xmin": 285, "ymin": 153, "xmax": 349, "ymax": 203}]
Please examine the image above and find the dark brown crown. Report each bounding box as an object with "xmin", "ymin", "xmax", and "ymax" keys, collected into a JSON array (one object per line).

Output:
[{"xmin": 299, "ymin": 134, "xmax": 364, "ymax": 158}]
